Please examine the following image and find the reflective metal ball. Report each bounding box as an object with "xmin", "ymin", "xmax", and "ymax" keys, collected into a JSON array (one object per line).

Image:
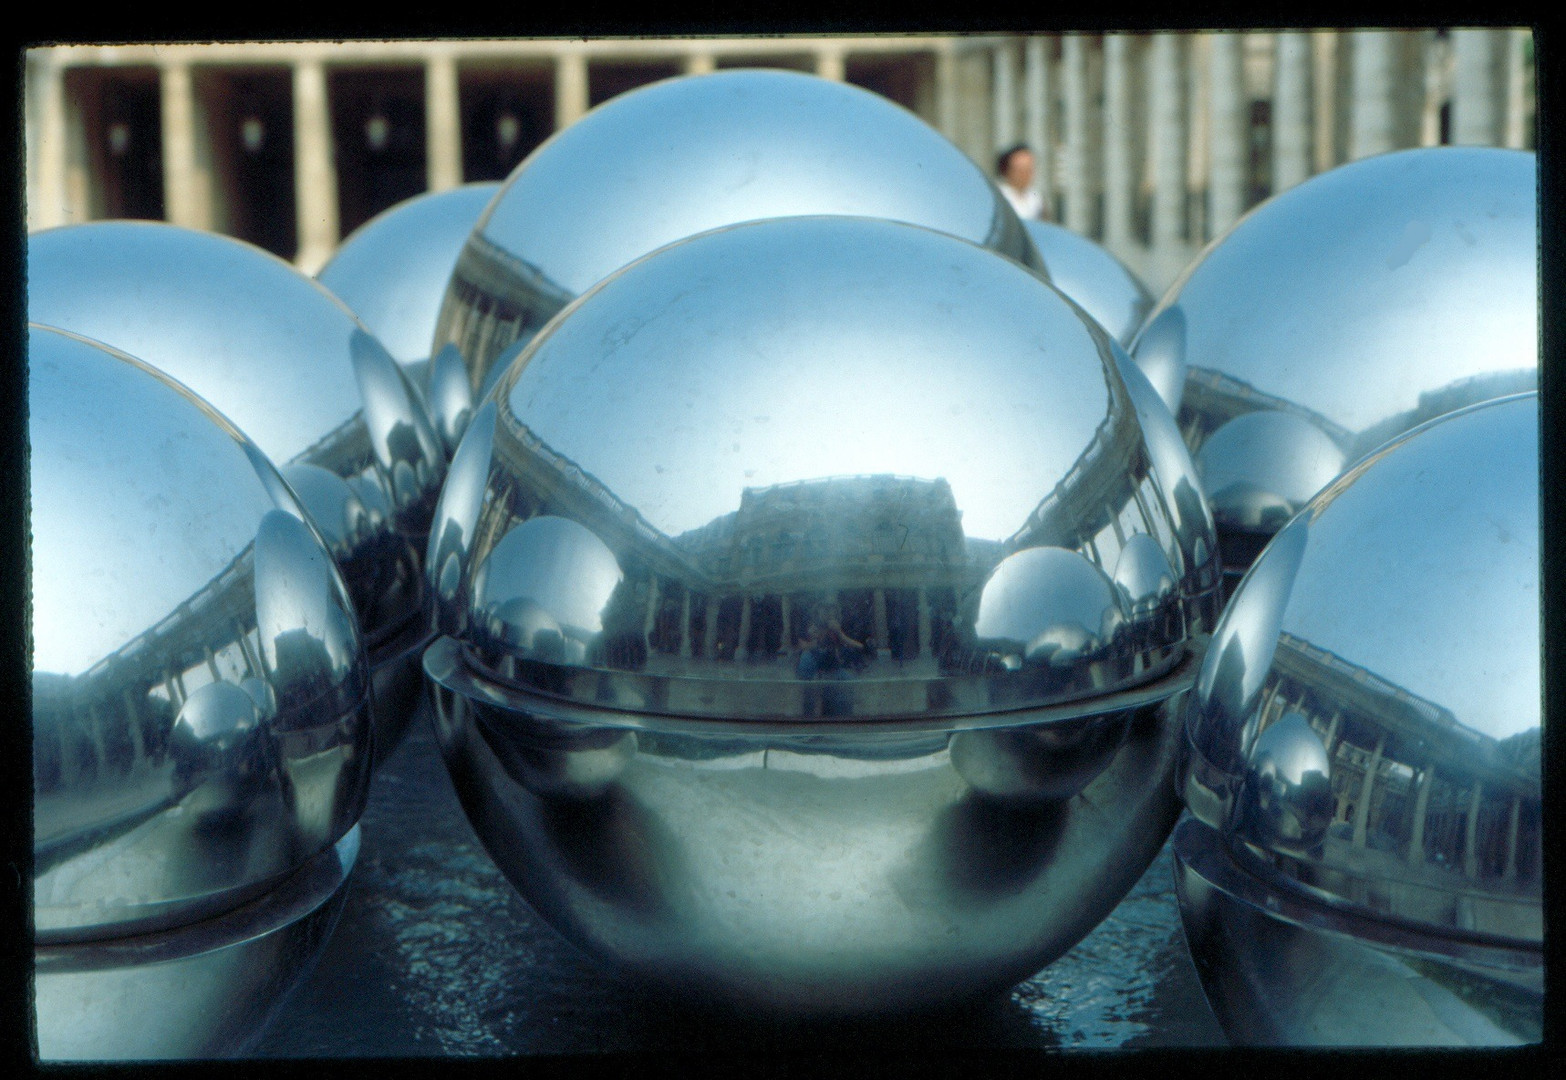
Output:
[
  {"xmin": 424, "ymin": 215, "xmax": 1220, "ymax": 1015},
  {"xmin": 1023, "ymin": 220, "xmax": 1155, "ymax": 347},
  {"xmin": 1175, "ymin": 393, "xmax": 1541, "ymax": 1046},
  {"xmin": 1130, "ymin": 147, "xmax": 1537, "ymax": 585},
  {"xmin": 29, "ymin": 325, "xmax": 371, "ymax": 1058},
  {"xmin": 431, "ymin": 68, "xmax": 1046, "ymax": 398},
  {"xmin": 317, "ymin": 182, "xmax": 501, "ymax": 370},
  {"xmin": 28, "ymin": 222, "xmax": 449, "ymax": 760}
]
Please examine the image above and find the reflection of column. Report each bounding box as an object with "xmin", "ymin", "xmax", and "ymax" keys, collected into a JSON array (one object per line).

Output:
[
  {"xmin": 204, "ymin": 646, "xmax": 221, "ymax": 682},
  {"xmin": 1024, "ymin": 37, "xmax": 1050, "ymax": 215},
  {"xmin": 1063, "ymin": 34, "xmax": 1091, "ymax": 233},
  {"xmin": 168, "ymin": 670, "xmax": 187, "ymax": 707},
  {"xmin": 554, "ymin": 50, "xmax": 589, "ymax": 131},
  {"xmin": 1452, "ymin": 28, "xmax": 1505, "ymax": 146},
  {"xmin": 1272, "ymin": 31, "xmax": 1313, "ymax": 192},
  {"xmin": 1207, "ymin": 32, "xmax": 1247, "ymax": 235},
  {"xmin": 1348, "ymin": 31, "xmax": 1401, "ymax": 160},
  {"xmin": 1407, "ymin": 763, "xmax": 1435, "ymax": 864},
  {"xmin": 1150, "ymin": 34, "xmax": 1187, "ymax": 253},
  {"xmin": 426, "ymin": 53, "xmax": 462, "ymax": 192},
  {"xmin": 679, "ymin": 590, "xmax": 692, "ymax": 659},
  {"xmin": 1503, "ymin": 796, "xmax": 1521, "ymax": 880},
  {"xmin": 642, "ymin": 575, "xmax": 660, "ymax": 653},
  {"xmin": 735, "ymin": 594, "xmax": 753, "ymax": 661},
  {"xmin": 873, "ymin": 589, "xmax": 891, "ymax": 658},
  {"xmin": 236, "ymin": 626, "xmax": 262, "ymax": 677},
  {"xmin": 293, "ymin": 59, "xmax": 340, "ymax": 273},
  {"xmin": 993, "ymin": 39, "xmax": 1018, "ymax": 150},
  {"xmin": 161, "ymin": 60, "xmax": 212, "ymax": 230},
  {"xmin": 124, "ymin": 686, "xmax": 146, "ymax": 762},
  {"xmin": 917, "ymin": 587, "xmax": 933, "ymax": 658},
  {"xmin": 1103, "ymin": 34, "xmax": 1135, "ymax": 248},
  {"xmin": 702, "ymin": 597, "xmax": 719, "ymax": 659},
  {"xmin": 781, "ymin": 594, "xmax": 792, "ymax": 649},
  {"xmin": 1322, "ymin": 710, "xmax": 1342, "ymax": 754},
  {"xmin": 1463, "ymin": 780, "xmax": 1484, "ymax": 879},
  {"xmin": 1351, "ymin": 732, "xmax": 1385, "ymax": 848}
]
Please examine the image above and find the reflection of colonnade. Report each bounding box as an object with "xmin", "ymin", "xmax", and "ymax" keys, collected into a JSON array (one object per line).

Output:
[
  {"xmin": 1255, "ymin": 633, "xmax": 1539, "ymax": 927},
  {"xmin": 27, "ymin": 31, "xmax": 1533, "ymax": 291}
]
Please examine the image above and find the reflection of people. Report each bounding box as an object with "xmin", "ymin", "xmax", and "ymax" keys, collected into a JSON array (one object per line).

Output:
[
  {"xmin": 795, "ymin": 604, "xmax": 873, "ymax": 679},
  {"xmin": 996, "ymin": 143, "xmax": 1044, "ymax": 221}
]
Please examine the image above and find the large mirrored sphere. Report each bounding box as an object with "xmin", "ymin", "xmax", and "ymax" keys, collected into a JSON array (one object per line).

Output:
[
  {"xmin": 29, "ymin": 222, "xmax": 448, "ymax": 758},
  {"xmin": 1176, "ymin": 393, "xmax": 1540, "ymax": 1046},
  {"xmin": 318, "ymin": 182, "xmax": 501, "ymax": 369},
  {"xmin": 423, "ymin": 215, "xmax": 1220, "ymax": 1015},
  {"xmin": 1130, "ymin": 147, "xmax": 1537, "ymax": 582},
  {"xmin": 29, "ymin": 325, "xmax": 371, "ymax": 1058},
  {"xmin": 431, "ymin": 68, "xmax": 1046, "ymax": 397},
  {"xmin": 1023, "ymin": 220, "xmax": 1155, "ymax": 347}
]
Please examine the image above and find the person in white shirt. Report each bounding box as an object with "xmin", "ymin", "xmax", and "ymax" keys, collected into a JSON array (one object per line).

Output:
[{"xmin": 996, "ymin": 143, "xmax": 1044, "ymax": 221}]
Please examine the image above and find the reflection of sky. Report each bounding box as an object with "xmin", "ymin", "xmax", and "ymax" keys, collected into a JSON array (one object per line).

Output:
[
  {"xmin": 1282, "ymin": 398, "xmax": 1539, "ymax": 742},
  {"xmin": 320, "ymin": 183, "xmax": 501, "ymax": 364},
  {"xmin": 29, "ymin": 222, "xmax": 369, "ymax": 466},
  {"xmin": 28, "ymin": 331, "xmax": 275, "ymax": 677},
  {"xmin": 1177, "ymin": 149, "xmax": 1536, "ymax": 433},
  {"xmin": 480, "ymin": 70, "xmax": 998, "ymax": 298},
  {"xmin": 504, "ymin": 217, "xmax": 1112, "ymax": 541}
]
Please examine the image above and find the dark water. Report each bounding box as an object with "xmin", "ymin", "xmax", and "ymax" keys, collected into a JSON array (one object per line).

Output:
[{"xmin": 252, "ymin": 706, "xmax": 1226, "ymax": 1056}]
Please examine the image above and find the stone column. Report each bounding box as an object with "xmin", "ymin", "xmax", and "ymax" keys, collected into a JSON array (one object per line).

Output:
[
  {"xmin": 1348, "ymin": 30, "xmax": 1406, "ymax": 160},
  {"xmin": 1150, "ymin": 35, "xmax": 1188, "ymax": 261},
  {"xmin": 1272, "ymin": 31, "xmax": 1313, "ymax": 192},
  {"xmin": 1351, "ymin": 732, "xmax": 1385, "ymax": 848},
  {"xmin": 1312, "ymin": 31, "xmax": 1340, "ymax": 174},
  {"xmin": 1463, "ymin": 780, "xmax": 1484, "ymax": 879},
  {"xmin": 1024, "ymin": 36, "xmax": 1051, "ymax": 216},
  {"xmin": 293, "ymin": 58, "xmax": 340, "ymax": 274},
  {"xmin": 815, "ymin": 47, "xmax": 846, "ymax": 82},
  {"xmin": 992, "ymin": 38, "xmax": 1018, "ymax": 151},
  {"xmin": 27, "ymin": 52, "xmax": 70, "ymax": 231},
  {"xmin": 1407, "ymin": 763, "xmax": 1435, "ymax": 864},
  {"xmin": 936, "ymin": 48, "xmax": 960, "ymax": 144},
  {"xmin": 426, "ymin": 52, "xmax": 463, "ymax": 192},
  {"xmin": 1062, "ymin": 34, "xmax": 1092, "ymax": 234},
  {"xmin": 873, "ymin": 589, "xmax": 891, "ymax": 659},
  {"xmin": 735, "ymin": 594, "xmax": 753, "ymax": 661},
  {"xmin": 1504, "ymin": 29, "xmax": 1532, "ymax": 149},
  {"xmin": 1103, "ymin": 34, "xmax": 1135, "ymax": 248},
  {"xmin": 160, "ymin": 60, "xmax": 213, "ymax": 230},
  {"xmin": 554, "ymin": 49, "xmax": 589, "ymax": 132},
  {"xmin": 1207, "ymin": 32, "xmax": 1248, "ymax": 235},
  {"xmin": 683, "ymin": 51, "xmax": 717, "ymax": 76},
  {"xmin": 1451, "ymin": 27, "xmax": 1506, "ymax": 146}
]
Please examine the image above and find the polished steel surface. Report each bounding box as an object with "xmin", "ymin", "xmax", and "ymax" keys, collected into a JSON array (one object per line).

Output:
[
  {"xmin": 422, "ymin": 214, "xmax": 1218, "ymax": 1014},
  {"xmin": 429, "ymin": 216, "xmax": 1221, "ymax": 723},
  {"xmin": 1023, "ymin": 220, "xmax": 1155, "ymax": 347},
  {"xmin": 431, "ymin": 69, "xmax": 1046, "ymax": 396},
  {"xmin": 35, "ymin": 826, "xmax": 360, "ymax": 1060},
  {"xmin": 1181, "ymin": 394, "xmax": 1541, "ymax": 953},
  {"xmin": 318, "ymin": 182, "xmax": 502, "ymax": 367},
  {"xmin": 28, "ymin": 325, "xmax": 374, "ymax": 942},
  {"xmin": 1130, "ymin": 147, "xmax": 1537, "ymax": 575},
  {"xmin": 28, "ymin": 221, "xmax": 447, "ymax": 755},
  {"xmin": 1173, "ymin": 819, "xmax": 1540, "ymax": 1046}
]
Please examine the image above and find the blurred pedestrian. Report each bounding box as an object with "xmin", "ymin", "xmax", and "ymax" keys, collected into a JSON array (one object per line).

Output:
[{"xmin": 996, "ymin": 143, "xmax": 1044, "ymax": 220}]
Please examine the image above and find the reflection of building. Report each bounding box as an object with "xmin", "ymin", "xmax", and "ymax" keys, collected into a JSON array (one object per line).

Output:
[
  {"xmin": 1249, "ymin": 632, "xmax": 1540, "ymax": 937},
  {"xmin": 26, "ymin": 31, "xmax": 1533, "ymax": 292},
  {"xmin": 1177, "ymin": 367, "xmax": 1353, "ymax": 453}
]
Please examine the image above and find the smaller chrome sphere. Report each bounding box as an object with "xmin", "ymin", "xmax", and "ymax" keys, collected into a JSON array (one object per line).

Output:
[
  {"xmin": 1131, "ymin": 147, "xmax": 1537, "ymax": 584},
  {"xmin": 1175, "ymin": 393, "xmax": 1541, "ymax": 1046},
  {"xmin": 28, "ymin": 325, "xmax": 372, "ymax": 1057},
  {"xmin": 1023, "ymin": 220, "xmax": 1155, "ymax": 347},
  {"xmin": 29, "ymin": 221, "xmax": 447, "ymax": 760}
]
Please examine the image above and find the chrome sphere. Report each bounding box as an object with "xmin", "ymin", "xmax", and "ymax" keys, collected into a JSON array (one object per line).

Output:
[
  {"xmin": 1130, "ymin": 147, "xmax": 1537, "ymax": 584},
  {"xmin": 29, "ymin": 326, "xmax": 371, "ymax": 1056},
  {"xmin": 424, "ymin": 215, "xmax": 1220, "ymax": 1015},
  {"xmin": 318, "ymin": 182, "xmax": 501, "ymax": 369},
  {"xmin": 1023, "ymin": 220, "xmax": 1155, "ymax": 347},
  {"xmin": 1175, "ymin": 393, "xmax": 1541, "ymax": 1046},
  {"xmin": 29, "ymin": 222, "xmax": 448, "ymax": 759},
  {"xmin": 431, "ymin": 68, "xmax": 1046, "ymax": 398}
]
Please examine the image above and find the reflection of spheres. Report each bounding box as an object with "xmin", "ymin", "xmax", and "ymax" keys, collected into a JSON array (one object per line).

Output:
[
  {"xmin": 1023, "ymin": 219, "xmax": 1155, "ymax": 347},
  {"xmin": 976, "ymin": 546, "xmax": 1122, "ymax": 661},
  {"xmin": 473, "ymin": 515, "xmax": 624, "ymax": 640},
  {"xmin": 434, "ymin": 68, "xmax": 1044, "ymax": 393},
  {"xmin": 170, "ymin": 681, "xmax": 268, "ymax": 811},
  {"xmin": 1112, "ymin": 532, "xmax": 1178, "ymax": 613},
  {"xmin": 1238, "ymin": 712, "xmax": 1333, "ymax": 852},
  {"xmin": 1196, "ymin": 411, "xmax": 1347, "ymax": 534},
  {"xmin": 317, "ymin": 182, "xmax": 501, "ymax": 367}
]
